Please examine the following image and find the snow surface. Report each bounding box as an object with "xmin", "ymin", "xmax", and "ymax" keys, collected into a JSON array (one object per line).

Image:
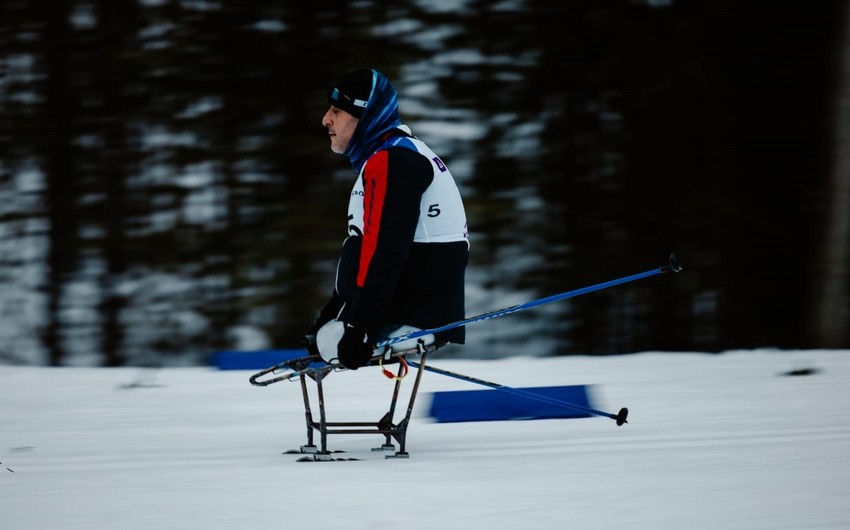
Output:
[{"xmin": 2, "ymin": 349, "xmax": 849, "ymax": 530}]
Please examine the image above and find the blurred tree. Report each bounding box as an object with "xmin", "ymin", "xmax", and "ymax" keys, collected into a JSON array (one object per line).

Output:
[
  {"xmin": 0, "ymin": 0, "xmax": 845, "ymax": 365},
  {"xmin": 811, "ymin": 0, "xmax": 850, "ymax": 347},
  {"xmin": 526, "ymin": 0, "xmax": 840, "ymax": 353},
  {"xmin": 88, "ymin": 0, "xmax": 142, "ymax": 366},
  {"xmin": 34, "ymin": 0, "xmax": 81, "ymax": 365}
]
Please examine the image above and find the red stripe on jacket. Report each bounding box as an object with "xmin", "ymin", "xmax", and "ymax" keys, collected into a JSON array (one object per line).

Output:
[{"xmin": 358, "ymin": 150, "xmax": 389, "ymax": 287}]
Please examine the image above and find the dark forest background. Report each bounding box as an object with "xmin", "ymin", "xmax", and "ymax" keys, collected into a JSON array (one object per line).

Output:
[{"xmin": 1, "ymin": 0, "xmax": 848, "ymax": 366}]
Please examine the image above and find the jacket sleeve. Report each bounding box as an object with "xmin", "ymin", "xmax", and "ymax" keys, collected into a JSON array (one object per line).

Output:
[
  {"xmin": 307, "ymin": 290, "xmax": 343, "ymax": 335},
  {"xmin": 345, "ymin": 147, "xmax": 433, "ymax": 334}
]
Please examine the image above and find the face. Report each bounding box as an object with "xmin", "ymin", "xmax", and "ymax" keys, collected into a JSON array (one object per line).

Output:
[{"xmin": 322, "ymin": 106, "xmax": 359, "ymax": 154}]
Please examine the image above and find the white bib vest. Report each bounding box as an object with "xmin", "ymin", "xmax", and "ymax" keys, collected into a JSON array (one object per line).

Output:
[{"xmin": 347, "ymin": 135, "xmax": 468, "ymax": 245}]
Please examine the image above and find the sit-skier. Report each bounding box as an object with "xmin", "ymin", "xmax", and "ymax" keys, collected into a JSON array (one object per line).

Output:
[{"xmin": 306, "ymin": 68, "xmax": 469, "ymax": 367}]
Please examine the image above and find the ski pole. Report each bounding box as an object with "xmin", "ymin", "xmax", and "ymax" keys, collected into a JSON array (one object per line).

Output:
[
  {"xmin": 407, "ymin": 361, "xmax": 629, "ymax": 425},
  {"xmin": 377, "ymin": 254, "xmax": 682, "ymax": 349}
]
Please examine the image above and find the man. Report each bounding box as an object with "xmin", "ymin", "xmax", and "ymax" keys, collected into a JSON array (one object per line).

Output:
[{"xmin": 308, "ymin": 68, "xmax": 469, "ymax": 370}]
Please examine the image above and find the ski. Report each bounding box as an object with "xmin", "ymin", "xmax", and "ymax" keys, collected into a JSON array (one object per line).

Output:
[{"xmin": 285, "ymin": 448, "xmax": 361, "ymax": 462}]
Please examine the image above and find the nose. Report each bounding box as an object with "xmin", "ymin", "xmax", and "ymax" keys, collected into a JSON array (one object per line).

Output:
[{"xmin": 322, "ymin": 108, "xmax": 332, "ymax": 128}]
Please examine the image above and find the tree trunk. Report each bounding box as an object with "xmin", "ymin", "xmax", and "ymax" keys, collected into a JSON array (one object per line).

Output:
[
  {"xmin": 812, "ymin": 0, "xmax": 850, "ymax": 348},
  {"xmin": 95, "ymin": 0, "xmax": 139, "ymax": 366},
  {"xmin": 39, "ymin": 0, "xmax": 77, "ymax": 366}
]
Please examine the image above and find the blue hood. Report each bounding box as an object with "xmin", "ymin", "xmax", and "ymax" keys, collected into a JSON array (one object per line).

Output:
[{"xmin": 343, "ymin": 70, "xmax": 403, "ymax": 173}]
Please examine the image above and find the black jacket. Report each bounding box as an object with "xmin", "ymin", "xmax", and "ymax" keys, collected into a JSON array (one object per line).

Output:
[{"xmin": 314, "ymin": 131, "xmax": 468, "ymax": 344}]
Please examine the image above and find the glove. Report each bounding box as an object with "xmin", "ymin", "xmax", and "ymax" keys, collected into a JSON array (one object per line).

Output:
[{"xmin": 336, "ymin": 323, "xmax": 374, "ymax": 370}]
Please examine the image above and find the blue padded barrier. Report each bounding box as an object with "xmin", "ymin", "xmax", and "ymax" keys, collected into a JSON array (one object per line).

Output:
[
  {"xmin": 428, "ymin": 385, "xmax": 593, "ymax": 423},
  {"xmin": 210, "ymin": 349, "xmax": 303, "ymax": 370}
]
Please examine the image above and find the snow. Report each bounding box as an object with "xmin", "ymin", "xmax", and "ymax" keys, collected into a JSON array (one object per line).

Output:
[{"xmin": 2, "ymin": 349, "xmax": 849, "ymax": 529}]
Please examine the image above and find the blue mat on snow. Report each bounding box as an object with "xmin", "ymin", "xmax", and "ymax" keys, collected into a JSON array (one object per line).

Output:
[
  {"xmin": 210, "ymin": 349, "xmax": 304, "ymax": 370},
  {"xmin": 428, "ymin": 385, "xmax": 593, "ymax": 423}
]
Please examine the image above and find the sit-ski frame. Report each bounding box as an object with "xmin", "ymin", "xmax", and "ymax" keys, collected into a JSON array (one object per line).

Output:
[{"xmin": 285, "ymin": 345, "xmax": 436, "ymax": 462}]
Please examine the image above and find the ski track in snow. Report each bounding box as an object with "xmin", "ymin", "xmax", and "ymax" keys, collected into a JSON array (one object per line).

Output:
[{"xmin": 1, "ymin": 350, "xmax": 849, "ymax": 530}]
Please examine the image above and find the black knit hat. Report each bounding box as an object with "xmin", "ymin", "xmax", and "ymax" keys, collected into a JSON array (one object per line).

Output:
[{"xmin": 327, "ymin": 69, "xmax": 374, "ymax": 118}]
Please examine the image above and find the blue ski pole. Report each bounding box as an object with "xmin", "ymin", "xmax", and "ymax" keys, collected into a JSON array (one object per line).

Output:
[
  {"xmin": 407, "ymin": 360, "xmax": 629, "ymax": 425},
  {"xmin": 377, "ymin": 254, "xmax": 682, "ymax": 350}
]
